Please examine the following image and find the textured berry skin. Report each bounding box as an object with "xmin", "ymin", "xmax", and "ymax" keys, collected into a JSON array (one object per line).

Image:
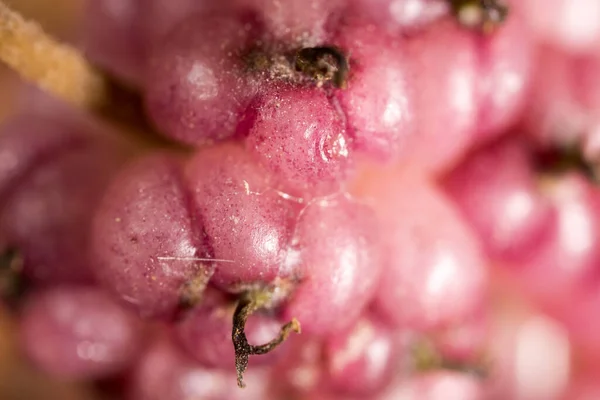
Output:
[
  {"xmin": 19, "ymin": 286, "xmax": 141, "ymax": 379},
  {"xmin": 144, "ymin": 11, "xmax": 259, "ymax": 146},
  {"xmin": 92, "ymin": 154, "xmax": 212, "ymax": 319},
  {"xmin": 281, "ymin": 194, "xmax": 382, "ymax": 335},
  {"xmin": 185, "ymin": 143, "xmax": 301, "ymax": 289},
  {"xmin": 246, "ymin": 87, "xmax": 352, "ymax": 195}
]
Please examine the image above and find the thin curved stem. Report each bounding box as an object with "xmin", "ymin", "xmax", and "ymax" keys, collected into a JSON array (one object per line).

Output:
[{"xmin": 232, "ymin": 292, "xmax": 300, "ymax": 388}]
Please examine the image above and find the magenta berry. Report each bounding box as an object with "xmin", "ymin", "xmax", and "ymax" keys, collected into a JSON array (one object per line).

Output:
[
  {"xmin": 362, "ymin": 170, "xmax": 487, "ymax": 331},
  {"xmin": 185, "ymin": 143, "xmax": 301, "ymax": 290},
  {"xmin": 246, "ymin": 87, "xmax": 352, "ymax": 195},
  {"xmin": 19, "ymin": 286, "xmax": 142, "ymax": 379},
  {"xmin": 281, "ymin": 194, "xmax": 382, "ymax": 335},
  {"xmin": 333, "ymin": 21, "xmax": 415, "ymax": 160},
  {"xmin": 144, "ymin": 11, "xmax": 259, "ymax": 146},
  {"xmin": 92, "ymin": 153, "xmax": 212, "ymax": 318},
  {"xmin": 0, "ymin": 111, "xmax": 131, "ymax": 285}
]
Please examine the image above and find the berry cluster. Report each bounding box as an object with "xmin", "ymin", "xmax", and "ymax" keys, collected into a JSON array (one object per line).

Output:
[{"xmin": 1, "ymin": 0, "xmax": 600, "ymax": 399}]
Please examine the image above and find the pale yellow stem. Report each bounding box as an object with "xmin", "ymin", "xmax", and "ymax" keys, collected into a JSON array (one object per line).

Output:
[{"xmin": 0, "ymin": 1, "xmax": 107, "ymax": 109}]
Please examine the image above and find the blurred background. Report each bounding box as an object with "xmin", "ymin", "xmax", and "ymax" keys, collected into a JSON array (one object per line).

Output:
[{"xmin": 0, "ymin": 2, "xmax": 101, "ymax": 399}]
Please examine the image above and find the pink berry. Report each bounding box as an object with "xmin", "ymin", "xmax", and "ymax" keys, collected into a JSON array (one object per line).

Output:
[
  {"xmin": 519, "ymin": 173, "xmax": 600, "ymax": 312},
  {"xmin": 515, "ymin": 0, "xmax": 600, "ymax": 52},
  {"xmin": 333, "ymin": 21, "xmax": 415, "ymax": 160},
  {"xmin": 346, "ymin": 0, "xmax": 449, "ymax": 33},
  {"xmin": 128, "ymin": 337, "xmax": 270, "ymax": 400},
  {"xmin": 323, "ymin": 314, "xmax": 404, "ymax": 396},
  {"xmin": 363, "ymin": 169, "xmax": 487, "ymax": 331},
  {"xmin": 400, "ymin": 18, "xmax": 478, "ymax": 172},
  {"xmin": 232, "ymin": 0, "xmax": 343, "ymax": 46},
  {"xmin": 19, "ymin": 286, "xmax": 141, "ymax": 379},
  {"xmin": 378, "ymin": 372, "xmax": 485, "ymax": 400},
  {"xmin": 245, "ymin": 87, "xmax": 352, "ymax": 195},
  {"xmin": 144, "ymin": 11, "xmax": 259, "ymax": 145},
  {"xmin": 443, "ymin": 137, "xmax": 557, "ymax": 263},
  {"xmin": 281, "ymin": 194, "xmax": 382, "ymax": 335},
  {"xmin": 476, "ymin": 10, "xmax": 533, "ymax": 141},
  {"xmin": 487, "ymin": 311, "xmax": 571, "ymax": 400},
  {"xmin": 0, "ymin": 113, "xmax": 131, "ymax": 284},
  {"xmin": 185, "ymin": 143, "xmax": 301, "ymax": 289},
  {"xmin": 92, "ymin": 153, "xmax": 212, "ymax": 319},
  {"xmin": 140, "ymin": 0, "xmax": 227, "ymax": 52}
]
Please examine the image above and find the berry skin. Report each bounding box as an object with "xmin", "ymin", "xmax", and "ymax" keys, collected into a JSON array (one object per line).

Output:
[
  {"xmin": 378, "ymin": 371, "xmax": 485, "ymax": 400},
  {"xmin": 92, "ymin": 153, "xmax": 212, "ymax": 319},
  {"xmin": 19, "ymin": 286, "xmax": 142, "ymax": 379},
  {"xmin": 232, "ymin": 0, "xmax": 344, "ymax": 46},
  {"xmin": 281, "ymin": 194, "xmax": 382, "ymax": 336},
  {"xmin": 144, "ymin": 11, "xmax": 260, "ymax": 146},
  {"xmin": 322, "ymin": 314, "xmax": 405, "ymax": 396},
  {"xmin": 400, "ymin": 18, "xmax": 479, "ymax": 172},
  {"xmin": 245, "ymin": 87, "xmax": 352, "ymax": 195},
  {"xmin": 333, "ymin": 21, "xmax": 416, "ymax": 160},
  {"xmin": 0, "ymin": 110, "xmax": 132, "ymax": 285},
  {"xmin": 185, "ymin": 143, "xmax": 301, "ymax": 290},
  {"xmin": 360, "ymin": 168, "xmax": 487, "ymax": 332},
  {"xmin": 443, "ymin": 137, "xmax": 557, "ymax": 263},
  {"xmin": 13, "ymin": 0, "xmax": 600, "ymax": 398},
  {"xmin": 127, "ymin": 336, "xmax": 271, "ymax": 400},
  {"xmin": 346, "ymin": 0, "xmax": 449, "ymax": 33}
]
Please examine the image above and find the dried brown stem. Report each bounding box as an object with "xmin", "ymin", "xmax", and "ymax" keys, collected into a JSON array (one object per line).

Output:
[
  {"xmin": 448, "ymin": 0, "xmax": 509, "ymax": 33},
  {"xmin": 0, "ymin": 1, "xmax": 108, "ymax": 108},
  {"xmin": 232, "ymin": 290, "xmax": 300, "ymax": 388},
  {"xmin": 412, "ymin": 339, "xmax": 490, "ymax": 379},
  {"xmin": 0, "ymin": 247, "xmax": 26, "ymax": 307}
]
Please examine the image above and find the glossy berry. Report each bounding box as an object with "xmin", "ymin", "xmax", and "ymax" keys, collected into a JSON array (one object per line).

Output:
[
  {"xmin": 19, "ymin": 286, "xmax": 141, "ymax": 379},
  {"xmin": 92, "ymin": 153, "xmax": 212, "ymax": 319}
]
